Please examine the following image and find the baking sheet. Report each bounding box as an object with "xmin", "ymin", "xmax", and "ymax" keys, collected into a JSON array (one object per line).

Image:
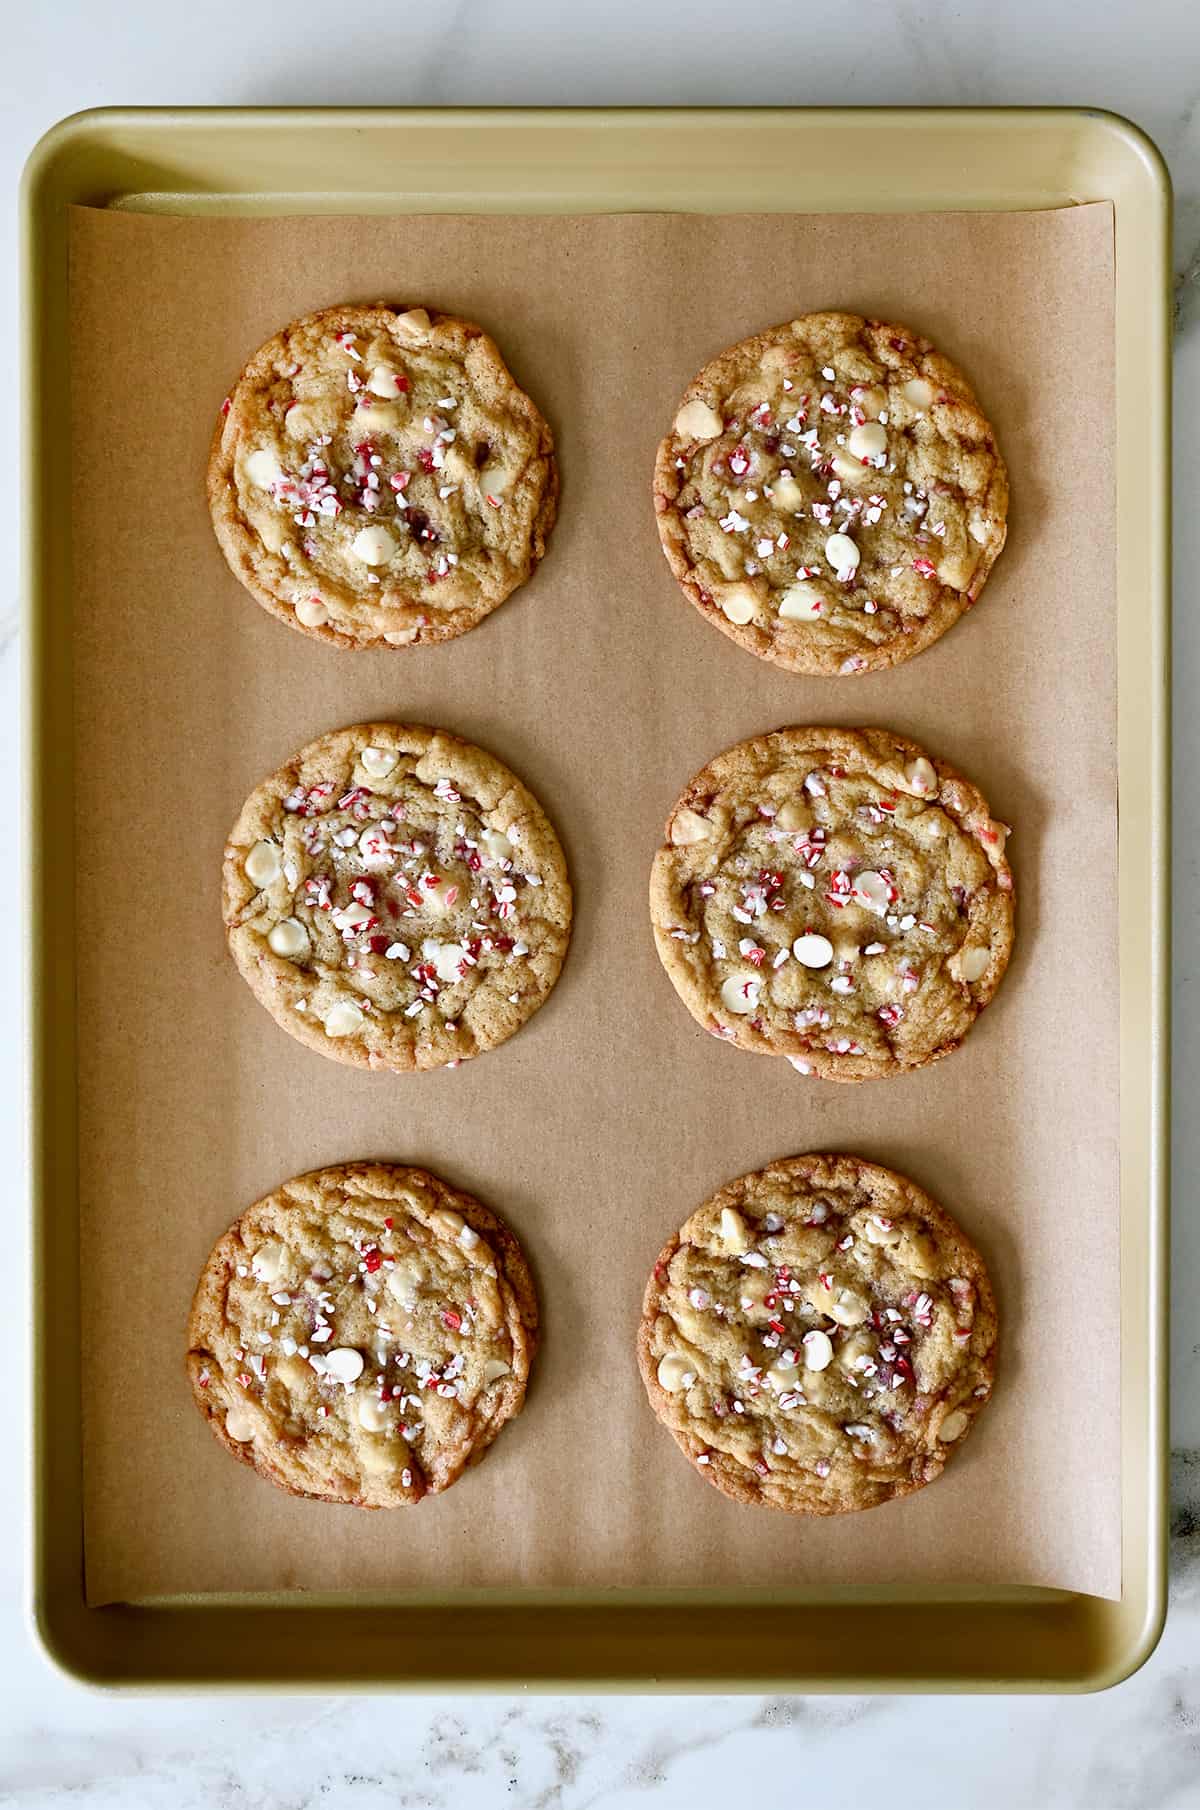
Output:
[{"xmin": 69, "ymin": 202, "xmax": 1119, "ymax": 1606}]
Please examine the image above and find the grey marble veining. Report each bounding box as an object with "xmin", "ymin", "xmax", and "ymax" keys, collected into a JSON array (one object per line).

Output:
[{"xmin": 6, "ymin": 1, "xmax": 1200, "ymax": 1803}]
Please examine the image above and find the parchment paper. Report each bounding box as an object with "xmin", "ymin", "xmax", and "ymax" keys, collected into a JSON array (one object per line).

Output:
[{"xmin": 69, "ymin": 203, "xmax": 1119, "ymax": 1606}]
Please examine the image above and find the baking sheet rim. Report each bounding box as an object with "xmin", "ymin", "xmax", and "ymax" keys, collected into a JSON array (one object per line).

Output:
[{"xmin": 23, "ymin": 104, "xmax": 1170, "ymax": 1693}]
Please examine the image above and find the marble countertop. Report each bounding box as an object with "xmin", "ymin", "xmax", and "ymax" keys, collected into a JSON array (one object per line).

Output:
[{"xmin": 6, "ymin": 2, "xmax": 1199, "ymax": 1804}]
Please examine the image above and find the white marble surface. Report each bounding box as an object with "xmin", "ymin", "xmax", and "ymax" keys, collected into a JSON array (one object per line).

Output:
[{"xmin": 6, "ymin": 2, "xmax": 1200, "ymax": 1804}]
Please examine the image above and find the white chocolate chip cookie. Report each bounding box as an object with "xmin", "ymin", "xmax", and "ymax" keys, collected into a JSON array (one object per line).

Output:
[
  {"xmin": 208, "ymin": 304, "xmax": 557, "ymax": 648},
  {"xmin": 637, "ymin": 1153, "xmax": 997, "ymax": 1515},
  {"xmin": 223, "ymin": 723, "xmax": 571, "ymax": 1071},
  {"xmin": 649, "ymin": 726, "xmax": 1014, "ymax": 1081},
  {"xmin": 654, "ymin": 312, "xmax": 1008, "ymax": 675},
  {"xmin": 187, "ymin": 1163, "xmax": 537, "ymax": 1507}
]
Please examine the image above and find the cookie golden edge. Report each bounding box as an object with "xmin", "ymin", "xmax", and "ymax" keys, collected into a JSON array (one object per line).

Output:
[
  {"xmin": 653, "ymin": 311, "xmax": 1009, "ymax": 676},
  {"xmin": 648, "ymin": 724, "xmax": 1015, "ymax": 1082},
  {"xmin": 185, "ymin": 1161, "xmax": 539, "ymax": 1507},
  {"xmin": 636, "ymin": 1152, "xmax": 999, "ymax": 1516},
  {"xmin": 207, "ymin": 302, "xmax": 559, "ymax": 650},
  {"xmin": 222, "ymin": 721, "xmax": 573, "ymax": 1073}
]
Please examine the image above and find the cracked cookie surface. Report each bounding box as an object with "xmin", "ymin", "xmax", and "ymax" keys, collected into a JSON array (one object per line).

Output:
[
  {"xmin": 649, "ymin": 726, "xmax": 1014, "ymax": 1081},
  {"xmin": 654, "ymin": 311, "xmax": 1008, "ymax": 675},
  {"xmin": 208, "ymin": 304, "xmax": 557, "ymax": 648},
  {"xmin": 638, "ymin": 1153, "xmax": 997, "ymax": 1515},
  {"xmin": 224, "ymin": 723, "xmax": 571, "ymax": 1070},
  {"xmin": 187, "ymin": 1163, "xmax": 537, "ymax": 1507}
]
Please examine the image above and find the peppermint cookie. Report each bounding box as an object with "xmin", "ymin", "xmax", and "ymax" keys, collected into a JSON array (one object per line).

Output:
[
  {"xmin": 650, "ymin": 726, "xmax": 1013, "ymax": 1081},
  {"xmin": 208, "ymin": 304, "xmax": 557, "ymax": 648},
  {"xmin": 654, "ymin": 312, "xmax": 1008, "ymax": 675},
  {"xmin": 223, "ymin": 723, "xmax": 571, "ymax": 1070},
  {"xmin": 187, "ymin": 1163, "xmax": 537, "ymax": 1506},
  {"xmin": 638, "ymin": 1154, "xmax": 997, "ymax": 1515}
]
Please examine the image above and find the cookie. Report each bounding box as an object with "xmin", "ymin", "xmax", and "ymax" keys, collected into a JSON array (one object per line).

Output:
[
  {"xmin": 223, "ymin": 723, "xmax": 571, "ymax": 1070},
  {"xmin": 638, "ymin": 1153, "xmax": 997, "ymax": 1515},
  {"xmin": 187, "ymin": 1163, "xmax": 537, "ymax": 1507},
  {"xmin": 649, "ymin": 726, "xmax": 1013, "ymax": 1081},
  {"xmin": 208, "ymin": 304, "xmax": 557, "ymax": 648},
  {"xmin": 654, "ymin": 311, "xmax": 1008, "ymax": 675}
]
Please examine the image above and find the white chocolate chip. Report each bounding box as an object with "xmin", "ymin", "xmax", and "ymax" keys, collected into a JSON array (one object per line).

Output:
[
  {"xmin": 903, "ymin": 378, "xmax": 934, "ymax": 411},
  {"xmin": 847, "ymin": 421, "xmax": 887, "ymax": 461},
  {"xmin": 824, "ymin": 532, "xmax": 861, "ymax": 576},
  {"xmin": 720, "ymin": 973, "xmax": 760, "ymax": 1015},
  {"xmin": 776, "ymin": 800, "xmax": 810, "ymax": 832},
  {"xmin": 268, "ymin": 917, "xmax": 310, "ymax": 959},
  {"xmin": 360, "ymin": 746, "xmax": 397, "ymax": 780},
  {"xmin": 479, "ymin": 464, "xmax": 512, "ymax": 500},
  {"xmin": 670, "ymin": 808, "xmax": 711, "ymax": 847},
  {"xmin": 332, "ymin": 902, "xmax": 374, "ymax": 935},
  {"xmin": 323, "ymin": 1000, "xmax": 365, "ymax": 1038},
  {"xmin": 778, "ymin": 581, "xmax": 826, "ymax": 621},
  {"xmin": 656, "ymin": 1352, "xmax": 695, "ymax": 1393},
  {"xmin": 284, "ymin": 402, "xmax": 322, "ymax": 441},
  {"xmin": 674, "ymin": 397, "xmax": 724, "ymax": 441},
  {"xmin": 915, "ymin": 811, "xmax": 948, "ymax": 843},
  {"xmin": 353, "ymin": 399, "xmax": 402, "ymax": 434},
  {"xmin": 431, "ymin": 1207, "xmax": 465, "ymax": 1238},
  {"xmin": 295, "ymin": 596, "xmax": 328, "ymax": 628},
  {"xmin": 832, "ymin": 451, "xmax": 869, "ymax": 485},
  {"xmin": 905, "ymin": 757, "xmax": 937, "ymax": 796},
  {"xmin": 368, "ymin": 363, "xmax": 404, "ymax": 397},
  {"xmin": 423, "ymin": 877, "xmax": 458, "ymax": 914},
  {"xmin": 323, "ymin": 1347, "xmax": 365, "ymax": 1384},
  {"xmin": 793, "ymin": 933, "xmax": 834, "ymax": 969},
  {"xmin": 386, "ymin": 1258, "xmax": 425, "ymax": 1308},
  {"xmin": 357, "ymin": 1394, "xmax": 390, "ymax": 1433},
  {"xmin": 480, "ymin": 1357, "xmax": 512, "ymax": 1386},
  {"xmin": 969, "ymin": 516, "xmax": 991, "ymax": 545},
  {"xmin": 243, "ymin": 448, "xmax": 283, "ymax": 490},
  {"xmin": 352, "ymin": 525, "xmax": 397, "ymax": 566},
  {"xmin": 458, "ymin": 1223, "xmax": 481, "ymax": 1252},
  {"xmin": 853, "ymin": 871, "xmax": 891, "ymax": 914},
  {"xmin": 392, "ymin": 307, "xmax": 432, "ymax": 344},
  {"xmin": 939, "ymin": 1408, "xmax": 970, "ymax": 1442},
  {"xmin": 828, "ymin": 1289, "xmax": 869, "ymax": 1328},
  {"xmin": 718, "ymin": 583, "xmax": 760, "ymax": 625},
  {"xmin": 802, "ymin": 1329, "xmax": 834, "ymax": 1371},
  {"xmin": 224, "ymin": 1404, "xmax": 255, "ymax": 1442},
  {"xmin": 244, "ymin": 840, "xmax": 281, "ymax": 887},
  {"xmin": 423, "ymin": 939, "xmax": 466, "ymax": 984},
  {"xmin": 854, "ymin": 384, "xmax": 887, "ymax": 418},
  {"xmin": 251, "ymin": 1242, "xmax": 286, "ymax": 1285},
  {"xmin": 359, "ymin": 1440, "xmax": 402, "ymax": 1477},
  {"xmin": 480, "ymin": 827, "xmax": 514, "ymax": 863},
  {"xmin": 720, "ymin": 1207, "xmax": 752, "ymax": 1253},
  {"xmin": 957, "ymin": 946, "xmax": 991, "ymax": 983},
  {"xmin": 862, "ymin": 1216, "xmax": 903, "ymax": 1247},
  {"xmin": 768, "ymin": 473, "xmax": 805, "ymax": 511}
]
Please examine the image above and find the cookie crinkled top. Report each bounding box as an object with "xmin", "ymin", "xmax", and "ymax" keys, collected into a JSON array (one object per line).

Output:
[
  {"xmin": 638, "ymin": 1154, "xmax": 997, "ymax": 1515},
  {"xmin": 654, "ymin": 311, "xmax": 1008, "ymax": 674},
  {"xmin": 223, "ymin": 723, "xmax": 571, "ymax": 1071},
  {"xmin": 650, "ymin": 725, "xmax": 1014, "ymax": 1081},
  {"xmin": 187, "ymin": 1163, "xmax": 537, "ymax": 1507},
  {"xmin": 208, "ymin": 304, "xmax": 557, "ymax": 647}
]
